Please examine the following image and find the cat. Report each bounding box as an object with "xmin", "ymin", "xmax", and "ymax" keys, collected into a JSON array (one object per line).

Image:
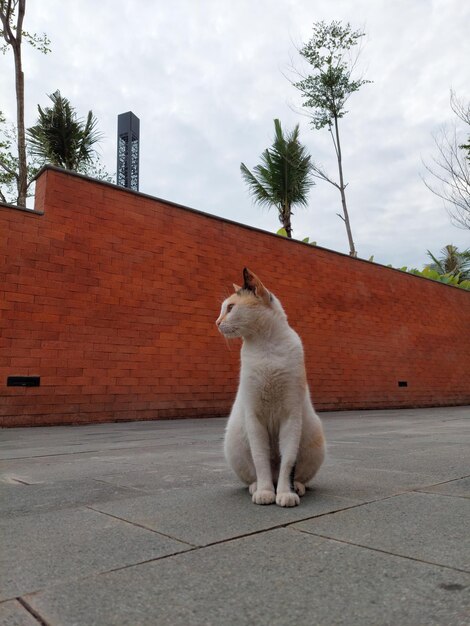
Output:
[{"xmin": 216, "ymin": 268, "xmax": 325, "ymax": 507}]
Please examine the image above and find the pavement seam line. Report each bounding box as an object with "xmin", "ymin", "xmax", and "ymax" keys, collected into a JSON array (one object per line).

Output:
[
  {"xmin": 85, "ymin": 505, "xmax": 197, "ymax": 548},
  {"xmin": 420, "ymin": 474, "xmax": 470, "ymax": 486},
  {"xmin": 3, "ymin": 450, "xmax": 102, "ymax": 460},
  {"xmin": 2, "ymin": 477, "xmax": 31, "ymax": 485},
  {"xmin": 11, "ymin": 488, "xmax": 468, "ymax": 599},
  {"xmin": 92, "ymin": 497, "xmax": 390, "ymax": 562},
  {"xmin": 187, "ymin": 485, "xmax": 470, "ymax": 551},
  {"xmin": 91, "ymin": 477, "xmax": 153, "ymax": 493},
  {"xmin": 16, "ymin": 597, "xmax": 51, "ymax": 626},
  {"xmin": 411, "ymin": 473, "xmax": 470, "ymax": 493},
  {"xmin": 91, "ymin": 546, "xmax": 202, "ymax": 577},
  {"xmin": 3, "ymin": 438, "xmax": 224, "ymax": 461},
  {"xmin": 290, "ymin": 527, "xmax": 470, "ymax": 575},
  {"xmin": 87, "ymin": 490, "xmax": 437, "ymax": 563},
  {"xmin": 61, "ymin": 500, "xmax": 379, "ymax": 582},
  {"xmin": 413, "ymin": 490, "xmax": 469, "ymax": 500}
]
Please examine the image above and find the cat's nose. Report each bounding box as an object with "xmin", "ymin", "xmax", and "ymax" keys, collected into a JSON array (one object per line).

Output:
[{"xmin": 215, "ymin": 318, "xmax": 221, "ymax": 327}]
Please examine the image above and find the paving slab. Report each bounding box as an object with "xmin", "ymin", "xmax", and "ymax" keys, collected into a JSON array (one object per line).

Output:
[
  {"xmin": 91, "ymin": 448, "xmax": 234, "ymax": 492},
  {"xmin": 0, "ymin": 453, "xmax": 143, "ymax": 484},
  {"xmin": 313, "ymin": 458, "xmax": 442, "ymax": 500},
  {"xmin": 90, "ymin": 484, "xmax": 360, "ymax": 546},
  {"xmin": 0, "ymin": 418, "xmax": 225, "ymax": 453},
  {"xmin": 1, "ymin": 406, "xmax": 469, "ymax": 625},
  {"xmin": 0, "ymin": 441, "xmax": 226, "ymax": 484},
  {"xmin": 0, "ymin": 506, "xmax": 191, "ymax": 600},
  {"xmin": 329, "ymin": 447, "xmax": 469, "ymax": 482},
  {"xmin": 0, "ymin": 478, "xmax": 141, "ymax": 519},
  {"xmin": 0, "ymin": 600, "xmax": 38, "ymax": 626},
  {"xmin": 294, "ymin": 491, "xmax": 470, "ymax": 571},
  {"xmin": 25, "ymin": 528, "xmax": 470, "ymax": 626}
]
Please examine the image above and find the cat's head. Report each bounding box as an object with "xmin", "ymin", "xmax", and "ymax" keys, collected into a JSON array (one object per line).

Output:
[{"xmin": 216, "ymin": 268, "xmax": 285, "ymax": 338}]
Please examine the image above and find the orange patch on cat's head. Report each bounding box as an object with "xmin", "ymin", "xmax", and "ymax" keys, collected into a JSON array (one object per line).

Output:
[{"xmin": 227, "ymin": 291, "xmax": 260, "ymax": 308}]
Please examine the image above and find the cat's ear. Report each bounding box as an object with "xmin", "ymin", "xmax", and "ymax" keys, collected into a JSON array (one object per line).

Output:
[
  {"xmin": 243, "ymin": 268, "xmax": 271, "ymax": 304},
  {"xmin": 233, "ymin": 283, "xmax": 242, "ymax": 293}
]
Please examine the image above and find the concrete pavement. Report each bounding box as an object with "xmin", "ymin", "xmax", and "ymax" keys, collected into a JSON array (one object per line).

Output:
[{"xmin": 1, "ymin": 406, "xmax": 469, "ymax": 625}]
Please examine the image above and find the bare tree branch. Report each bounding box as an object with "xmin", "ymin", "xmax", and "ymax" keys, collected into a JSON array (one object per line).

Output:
[
  {"xmin": 422, "ymin": 115, "xmax": 470, "ymax": 230},
  {"xmin": 311, "ymin": 162, "xmax": 340, "ymax": 189}
]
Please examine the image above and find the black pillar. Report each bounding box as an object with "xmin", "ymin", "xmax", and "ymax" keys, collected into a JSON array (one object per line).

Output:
[{"xmin": 117, "ymin": 112, "xmax": 140, "ymax": 191}]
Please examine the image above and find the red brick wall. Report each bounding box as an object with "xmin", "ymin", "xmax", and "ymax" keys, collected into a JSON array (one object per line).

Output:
[{"xmin": 1, "ymin": 167, "xmax": 469, "ymax": 426}]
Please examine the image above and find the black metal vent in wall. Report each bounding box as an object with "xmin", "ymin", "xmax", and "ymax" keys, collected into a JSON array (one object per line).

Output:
[
  {"xmin": 7, "ymin": 376, "xmax": 40, "ymax": 387},
  {"xmin": 398, "ymin": 381, "xmax": 408, "ymax": 388}
]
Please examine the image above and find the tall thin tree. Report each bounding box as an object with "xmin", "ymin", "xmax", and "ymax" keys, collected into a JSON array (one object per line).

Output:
[
  {"xmin": 240, "ymin": 119, "xmax": 314, "ymax": 238},
  {"xmin": 291, "ymin": 21, "xmax": 371, "ymax": 256},
  {"xmin": 0, "ymin": 0, "xmax": 50, "ymax": 206}
]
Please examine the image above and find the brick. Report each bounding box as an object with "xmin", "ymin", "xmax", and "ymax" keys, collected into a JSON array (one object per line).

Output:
[{"xmin": 0, "ymin": 167, "xmax": 469, "ymax": 427}]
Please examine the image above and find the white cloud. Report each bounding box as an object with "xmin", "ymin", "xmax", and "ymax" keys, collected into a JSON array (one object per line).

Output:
[{"xmin": 1, "ymin": 0, "xmax": 468, "ymax": 268}]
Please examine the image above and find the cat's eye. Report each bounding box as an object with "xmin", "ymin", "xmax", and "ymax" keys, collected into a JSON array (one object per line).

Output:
[{"xmin": 227, "ymin": 304, "xmax": 235, "ymax": 313}]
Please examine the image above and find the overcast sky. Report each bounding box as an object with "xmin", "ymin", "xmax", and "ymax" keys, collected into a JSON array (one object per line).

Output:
[{"xmin": 1, "ymin": 0, "xmax": 469, "ymax": 268}]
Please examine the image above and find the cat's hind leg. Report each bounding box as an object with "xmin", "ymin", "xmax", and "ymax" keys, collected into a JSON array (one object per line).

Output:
[{"xmin": 295, "ymin": 404, "xmax": 325, "ymax": 488}]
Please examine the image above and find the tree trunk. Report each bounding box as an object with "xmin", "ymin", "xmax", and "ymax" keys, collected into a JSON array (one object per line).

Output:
[
  {"xmin": 14, "ymin": 1, "xmax": 27, "ymax": 207},
  {"xmin": 281, "ymin": 200, "xmax": 292, "ymax": 238},
  {"xmin": 13, "ymin": 40, "xmax": 27, "ymax": 207},
  {"xmin": 284, "ymin": 220, "xmax": 292, "ymax": 238},
  {"xmin": 1, "ymin": 0, "xmax": 27, "ymax": 207},
  {"xmin": 333, "ymin": 116, "xmax": 357, "ymax": 257}
]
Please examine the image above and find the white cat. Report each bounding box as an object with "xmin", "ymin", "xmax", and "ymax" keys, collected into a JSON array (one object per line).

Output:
[{"xmin": 216, "ymin": 268, "xmax": 325, "ymax": 507}]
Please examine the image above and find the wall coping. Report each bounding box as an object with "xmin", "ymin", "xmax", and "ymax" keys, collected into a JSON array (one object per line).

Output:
[
  {"xmin": 0, "ymin": 200, "xmax": 44, "ymax": 216},
  {"xmin": 7, "ymin": 164, "xmax": 462, "ymax": 296}
]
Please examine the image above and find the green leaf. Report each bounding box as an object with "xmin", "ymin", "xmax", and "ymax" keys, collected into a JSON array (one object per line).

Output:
[{"xmin": 276, "ymin": 227, "xmax": 288, "ymax": 237}]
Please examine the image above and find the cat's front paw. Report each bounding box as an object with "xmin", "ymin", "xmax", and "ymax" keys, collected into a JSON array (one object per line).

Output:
[
  {"xmin": 276, "ymin": 491, "xmax": 300, "ymax": 507},
  {"xmin": 252, "ymin": 489, "xmax": 276, "ymax": 505}
]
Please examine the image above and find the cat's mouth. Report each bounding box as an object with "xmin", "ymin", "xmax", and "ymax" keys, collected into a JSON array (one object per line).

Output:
[{"xmin": 218, "ymin": 324, "xmax": 240, "ymax": 338}]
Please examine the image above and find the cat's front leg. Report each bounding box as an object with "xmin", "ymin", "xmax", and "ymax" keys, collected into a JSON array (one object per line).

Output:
[
  {"xmin": 245, "ymin": 414, "xmax": 275, "ymax": 505},
  {"xmin": 276, "ymin": 415, "xmax": 302, "ymax": 507}
]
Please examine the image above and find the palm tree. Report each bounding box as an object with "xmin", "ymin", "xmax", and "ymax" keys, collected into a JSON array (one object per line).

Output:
[
  {"xmin": 240, "ymin": 119, "xmax": 314, "ymax": 238},
  {"xmin": 426, "ymin": 244, "xmax": 470, "ymax": 281},
  {"xmin": 27, "ymin": 90, "xmax": 102, "ymax": 172}
]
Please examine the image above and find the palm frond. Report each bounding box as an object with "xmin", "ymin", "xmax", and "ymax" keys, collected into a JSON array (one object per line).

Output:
[
  {"xmin": 27, "ymin": 90, "xmax": 101, "ymax": 172},
  {"xmin": 426, "ymin": 245, "xmax": 470, "ymax": 281}
]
